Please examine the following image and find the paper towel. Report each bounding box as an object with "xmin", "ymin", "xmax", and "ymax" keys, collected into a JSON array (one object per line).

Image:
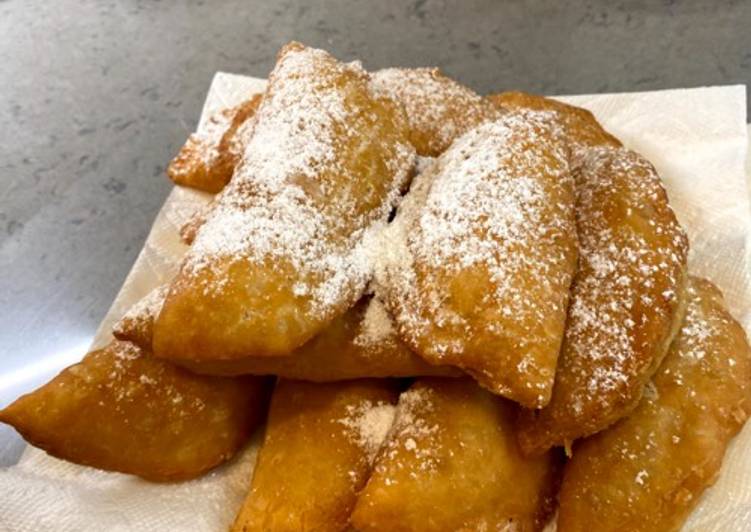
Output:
[{"xmin": 0, "ymin": 75, "xmax": 748, "ymax": 532}]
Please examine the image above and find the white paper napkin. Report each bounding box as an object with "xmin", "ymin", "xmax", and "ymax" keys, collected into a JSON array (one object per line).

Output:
[{"xmin": 0, "ymin": 75, "xmax": 748, "ymax": 532}]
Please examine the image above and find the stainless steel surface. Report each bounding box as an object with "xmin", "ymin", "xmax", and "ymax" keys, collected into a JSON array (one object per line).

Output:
[{"xmin": 1, "ymin": 0, "xmax": 750, "ymax": 466}]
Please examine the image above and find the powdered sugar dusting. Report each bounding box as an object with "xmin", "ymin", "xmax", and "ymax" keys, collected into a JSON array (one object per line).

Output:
[
  {"xmin": 370, "ymin": 67, "xmax": 497, "ymax": 155},
  {"xmin": 656, "ymin": 279, "xmax": 751, "ymax": 432},
  {"xmin": 353, "ymin": 296, "xmax": 397, "ymax": 350},
  {"xmin": 677, "ymin": 287, "xmax": 720, "ymax": 366},
  {"xmin": 337, "ymin": 400, "xmax": 396, "ymax": 463},
  {"xmin": 223, "ymin": 95, "xmax": 262, "ymax": 164},
  {"xmin": 111, "ymin": 341, "xmax": 141, "ymax": 362},
  {"xmin": 383, "ymin": 112, "xmax": 571, "ymax": 343},
  {"xmin": 664, "ymin": 280, "xmax": 741, "ymax": 392},
  {"xmin": 183, "ymin": 44, "xmax": 415, "ymax": 319}
]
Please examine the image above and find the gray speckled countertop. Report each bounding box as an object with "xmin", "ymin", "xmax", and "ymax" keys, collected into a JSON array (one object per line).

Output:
[{"xmin": 1, "ymin": 0, "xmax": 750, "ymax": 464}]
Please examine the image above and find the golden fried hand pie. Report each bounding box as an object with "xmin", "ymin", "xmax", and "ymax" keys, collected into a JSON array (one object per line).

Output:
[
  {"xmin": 351, "ymin": 378, "xmax": 561, "ymax": 531},
  {"xmin": 370, "ymin": 67, "xmax": 498, "ymax": 156},
  {"xmin": 378, "ymin": 112, "xmax": 577, "ymax": 408},
  {"xmin": 168, "ymin": 93, "xmax": 262, "ymax": 193},
  {"xmin": 232, "ymin": 379, "xmax": 398, "ymax": 532},
  {"xmin": 0, "ymin": 341, "xmax": 270, "ymax": 481},
  {"xmin": 116, "ymin": 285, "xmax": 459, "ymax": 379},
  {"xmin": 557, "ymin": 277, "xmax": 751, "ymax": 532},
  {"xmin": 487, "ymin": 91, "xmax": 621, "ymax": 167},
  {"xmin": 517, "ymin": 147, "xmax": 689, "ymax": 455},
  {"xmin": 154, "ymin": 42, "xmax": 415, "ymax": 363}
]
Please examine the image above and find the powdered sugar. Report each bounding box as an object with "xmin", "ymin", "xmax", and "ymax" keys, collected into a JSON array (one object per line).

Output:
[
  {"xmin": 353, "ymin": 296, "xmax": 397, "ymax": 350},
  {"xmin": 667, "ymin": 282, "xmax": 736, "ymax": 386},
  {"xmin": 679, "ymin": 296, "xmax": 717, "ymax": 364},
  {"xmin": 337, "ymin": 400, "xmax": 396, "ymax": 463},
  {"xmin": 370, "ymin": 67, "xmax": 497, "ymax": 155},
  {"xmin": 111, "ymin": 341, "xmax": 141, "ymax": 362},
  {"xmin": 167, "ymin": 94, "xmax": 261, "ymax": 194}
]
